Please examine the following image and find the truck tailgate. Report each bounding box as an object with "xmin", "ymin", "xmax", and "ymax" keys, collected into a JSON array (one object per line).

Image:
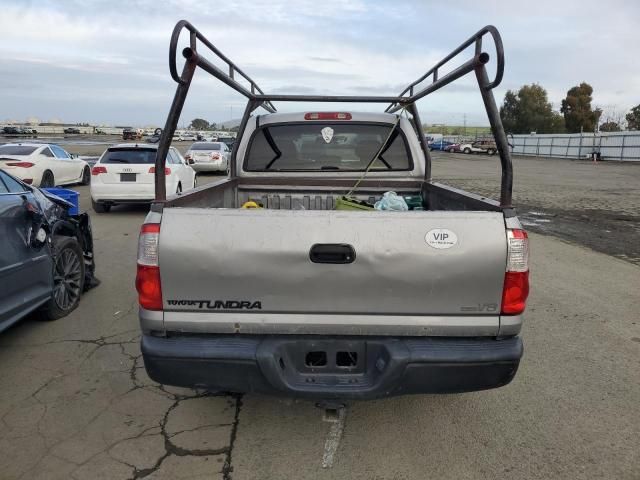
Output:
[{"xmin": 158, "ymin": 208, "xmax": 507, "ymax": 333}]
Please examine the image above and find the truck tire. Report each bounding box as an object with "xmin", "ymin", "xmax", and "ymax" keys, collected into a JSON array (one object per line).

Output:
[
  {"xmin": 92, "ymin": 199, "xmax": 111, "ymax": 213},
  {"xmin": 487, "ymin": 148, "xmax": 496, "ymax": 155},
  {"xmin": 38, "ymin": 236, "xmax": 85, "ymax": 321},
  {"xmin": 463, "ymin": 147, "xmax": 471, "ymax": 154}
]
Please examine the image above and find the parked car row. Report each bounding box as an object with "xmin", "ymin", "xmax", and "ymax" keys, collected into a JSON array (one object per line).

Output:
[
  {"xmin": 444, "ymin": 139, "xmax": 497, "ymax": 155},
  {"xmin": 0, "ymin": 140, "xmax": 230, "ymax": 215},
  {"xmin": 2, "ymin": 126, "xmax": 38, "ymax": 135}
]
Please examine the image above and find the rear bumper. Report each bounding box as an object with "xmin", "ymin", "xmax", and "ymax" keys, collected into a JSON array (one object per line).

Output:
[
  {"xmin": 91, "ymin": 180, "xmax": 176, "ymax": 202},
  {"xmin": 192, "ymin": 161, "xmax": 227, "ymax": 172},
  {"xmin": 141, "ymin": 334, "xmax": 523, "ymax": 400}
]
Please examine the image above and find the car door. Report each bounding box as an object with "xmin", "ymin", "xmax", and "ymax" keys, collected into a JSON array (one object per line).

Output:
[
  {"xmin": 0, "ymin": 171, "xmax": 53, "ymax": 331},
  {"xmin": 49, "ymin": 145, "xmax": 76, "ymax": 184}
]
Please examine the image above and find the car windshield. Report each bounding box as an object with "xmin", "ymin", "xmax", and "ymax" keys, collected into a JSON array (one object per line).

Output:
[
  {"xmin": 190, "ymin": 143, "xmax": 220, "ymax": 151},
  {"xmin": 245, "ymin": 123, "xmax": 412, "ymax": 171},
  {"xmin": 101, "ymin": 148, "xmax": 156, "ymax": 164},
  {"xmin": 0, "ymin": 145, "xmax": 38, "ymax": 156}
]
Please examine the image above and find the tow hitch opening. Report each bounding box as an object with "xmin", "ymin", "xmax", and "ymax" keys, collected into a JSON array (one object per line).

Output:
[
  {"xmin": 306, "ymin": 351, "xmax": 327, "ymax": 367},
  {"xmin": 336, "ymin": 351, "xmax": 358, "ymax": 368}
]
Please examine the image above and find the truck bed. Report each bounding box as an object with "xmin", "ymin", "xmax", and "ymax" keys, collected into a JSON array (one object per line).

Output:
[{"xmin": 165, "ymin": 176, "xmax": 503, "ymax": 212}]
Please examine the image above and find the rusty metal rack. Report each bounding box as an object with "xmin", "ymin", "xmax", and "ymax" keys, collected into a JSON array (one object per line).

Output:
[{"xmin": 154, "ymin": 20, "xmax": 513, "ymax": 208}]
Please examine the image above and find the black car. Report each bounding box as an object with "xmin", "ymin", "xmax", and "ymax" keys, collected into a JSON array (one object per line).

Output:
[
  {"xmin": 64, "ymin": 127, "xmax": 81, "ymax": 134},
  {"xmin": 0, "ymin": 170, "xmax": 96, "ymax": 332},
  {"xmin": 2, "ymin": 126, "xmax": 20, "ymax": 135}
]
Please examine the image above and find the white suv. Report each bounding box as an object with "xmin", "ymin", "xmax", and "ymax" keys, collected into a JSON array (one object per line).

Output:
[{"xmin": 90, "ymin": 144, "xmax": 196, "ymax": 213}]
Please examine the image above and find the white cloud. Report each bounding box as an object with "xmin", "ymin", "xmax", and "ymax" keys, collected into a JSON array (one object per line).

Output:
[{"xmin": 0, "ymin": 0, "xmax": 638, "ymax": 126}]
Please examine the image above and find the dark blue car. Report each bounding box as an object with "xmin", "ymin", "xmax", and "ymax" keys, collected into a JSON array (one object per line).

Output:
[
  {"xmin": 0, "ymin": 170, "xmax": 96, "ymax": 332},
  {"xmin": 428, "ymin": 140, "xmax": 455, "ymax": 151}
]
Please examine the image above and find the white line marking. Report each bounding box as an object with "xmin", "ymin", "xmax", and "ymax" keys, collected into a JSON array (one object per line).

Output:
[{"xmin": 321, "ymin": 407, "xmax": 347, "ymax": 468}]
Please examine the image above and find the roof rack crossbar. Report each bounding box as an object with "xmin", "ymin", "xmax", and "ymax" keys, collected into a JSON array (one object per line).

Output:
[{"xmin": 253, "ymin": 94, "xmax": 408, "ymax": 103}]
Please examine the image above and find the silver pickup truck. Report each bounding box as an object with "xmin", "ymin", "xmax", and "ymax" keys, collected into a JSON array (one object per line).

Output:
[{"xmin": 137, "ymin": 22, "xmax": 529, "ymax": 400}]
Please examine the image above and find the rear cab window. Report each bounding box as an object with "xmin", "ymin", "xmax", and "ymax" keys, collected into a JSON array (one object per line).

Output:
[
  {"xmin": 100, "ymin": 149, "xmax": 157, "ymax": 164},
  {"xmin": 244, "ymin": 122, "xmax": 413, "ymax": 172}
]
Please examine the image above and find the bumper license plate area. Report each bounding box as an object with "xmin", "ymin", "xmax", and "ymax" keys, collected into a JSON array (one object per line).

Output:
[{"xmin": 120, "ymin": 173, "xmax": 136, "ymax": 182}]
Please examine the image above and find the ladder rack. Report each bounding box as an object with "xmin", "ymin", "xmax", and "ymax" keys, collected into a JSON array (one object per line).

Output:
[{"xmin": 154, "ymin": 20, "xmax": 513, "ymax": 209}]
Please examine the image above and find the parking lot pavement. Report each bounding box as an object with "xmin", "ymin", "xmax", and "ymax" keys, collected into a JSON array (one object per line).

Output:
[
  {"xmin": 0, "ymin": 164, "xmax": 639, "ymax": 479},
  {"xmin": 432, "ymin": 152, "xmax": 640, "ymax": 265}
]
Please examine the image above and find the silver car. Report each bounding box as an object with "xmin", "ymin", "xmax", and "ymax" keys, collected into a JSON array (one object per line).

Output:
[{"xmin": 185, "ymin": 142, "xmax": 229, "ymax": 172}]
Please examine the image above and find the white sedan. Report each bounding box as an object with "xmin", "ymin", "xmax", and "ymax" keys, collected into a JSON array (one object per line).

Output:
[
  {"xmin": 90, "ymin": 144, "xmax": 196, "ymax": 213},
  {"xmin": 0, "ymin": 143, "xmax": 90, "ymax": 187},
  {"xmin": 184, "ymin": 141, "xmax": 230, "ymax": 172}
]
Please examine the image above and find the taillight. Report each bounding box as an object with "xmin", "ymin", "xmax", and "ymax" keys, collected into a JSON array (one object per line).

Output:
[
  {"xmin": 92, "ymin": 166, "xmax": 107, "ymax": 175},
  {"xmin": 501, "ymin": 229, "xmax": 530, "ymax": 315},
  {"xmin": 136, "ymin": 223, "xmax": 163, "ymax": 310},
  {"xmin": 304, "ymin": 112, "xmax": 352, "ymax": 120},
  {"xmin": 148, "ymin": 167, "xmax": 171, "ymax": 175},
  {"xmin": 185, "ymin": 154, "xmax": 192, "ymax": 160},
  {"xmin": 23, "ymin": 179, "xmax": 33, "ymax": 184},
  {"xmin": 6, "ymin": 162, "xmax": 34, "ymax": 168}
]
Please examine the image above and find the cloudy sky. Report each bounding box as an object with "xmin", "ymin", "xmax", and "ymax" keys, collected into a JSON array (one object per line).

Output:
[{"xmin": 1, "ymin": 0, "xmax": 638, "ymax": 127}]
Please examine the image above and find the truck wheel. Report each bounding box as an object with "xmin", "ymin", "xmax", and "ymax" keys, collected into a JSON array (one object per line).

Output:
[
  {"xmin": 38, "ymin": 236, "xmax": 85, "ymax": 321},
  {"xmin": 81, "ymin": 166, "xmax": 91, "ymax": 185},
  {"xmin": 41, "ymin": 170, "xmax": 55, "ymax": 188},
  {"xmin": 487, "ymin": 148, "xmax": 496, "ymax": 155},
  {"xmin": 92, "ymin": 199, "xmax": 111, "ymax": 213},
  {"xmin": 463, "ymin": 148, "xmax": 471, "ymax": 154}
]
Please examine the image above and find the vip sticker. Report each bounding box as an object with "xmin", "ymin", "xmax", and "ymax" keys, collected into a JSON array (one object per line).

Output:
[
  {"xmin": 321, "ymin": 127, "xmax": 334, "ymax": 143},
  {"xmin": 425, "ymin": 229, "xmax": 458, "ymax": 249}
]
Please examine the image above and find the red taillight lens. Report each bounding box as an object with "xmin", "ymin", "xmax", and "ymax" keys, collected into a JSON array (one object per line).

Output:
[
  {"xmin": 136, "ymin": 223, "xmax": 162, "ymax": 310},
  {"xmin": 148, "ymin": 167, "xmax": 171, "ymax": 175},
  {"xmin": 6, "ymin": 162, "xmax": 34, "ymax": 168},
  {"xmin": 136, "ymin": 265, "xmax": 163, "ymax": 310},
  {"xmin": 23, "ymin": 179, "xmax": 33, "ymax": 184},
  {"xmin": 501, "ymin": 229, "xmax": 530, "ymax": 315},
  {"xmin": 304, "ymin": 112, "xmax": 352, "ymax": 120},
  {"xmin": 185, "ymin": 154, "xmax": 192, "ymax": 160},
  {"xmin": 92, "ymin": 166, "xmax": 107, "ymax": 175},
  {"xmin": 501, "ymin": 271, "xmax": 530, "ymax": 315}
]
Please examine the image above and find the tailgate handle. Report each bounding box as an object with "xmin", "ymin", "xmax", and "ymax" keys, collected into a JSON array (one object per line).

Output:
[{"xmin": 309, "ymin": 244, "xmax": 356, "ymax": 264}]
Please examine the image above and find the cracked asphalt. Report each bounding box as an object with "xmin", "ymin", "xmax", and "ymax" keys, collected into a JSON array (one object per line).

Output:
[{"xmin": 0, "ymin": 151, "xmax": 639, "ymax": 479}]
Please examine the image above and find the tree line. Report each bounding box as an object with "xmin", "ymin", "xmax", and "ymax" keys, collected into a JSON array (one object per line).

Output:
[{"xmin": 500, "ymin": 82, "xmax": 640, "ymax": 134}]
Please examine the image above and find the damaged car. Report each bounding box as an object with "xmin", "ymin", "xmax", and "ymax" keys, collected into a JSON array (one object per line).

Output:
[{"xmin": 0, "ymin": 170, "xmax": 97, "ymax": 332}]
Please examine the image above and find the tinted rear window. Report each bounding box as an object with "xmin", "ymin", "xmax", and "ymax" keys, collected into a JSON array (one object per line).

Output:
[
  {"xmin": 0, "ymin": 145, "xmax": 38, "ymax": 155},
  {"xmin": 245, "ymin": 123, "xmax": 412, "ymax": 171},
  {"xmin": 190, "ymin": 143, "xmax": 220, "ymax": 150},
  {"xmin": 101, "ymin": 149, "xmax": 156, "ymax": 164}
]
